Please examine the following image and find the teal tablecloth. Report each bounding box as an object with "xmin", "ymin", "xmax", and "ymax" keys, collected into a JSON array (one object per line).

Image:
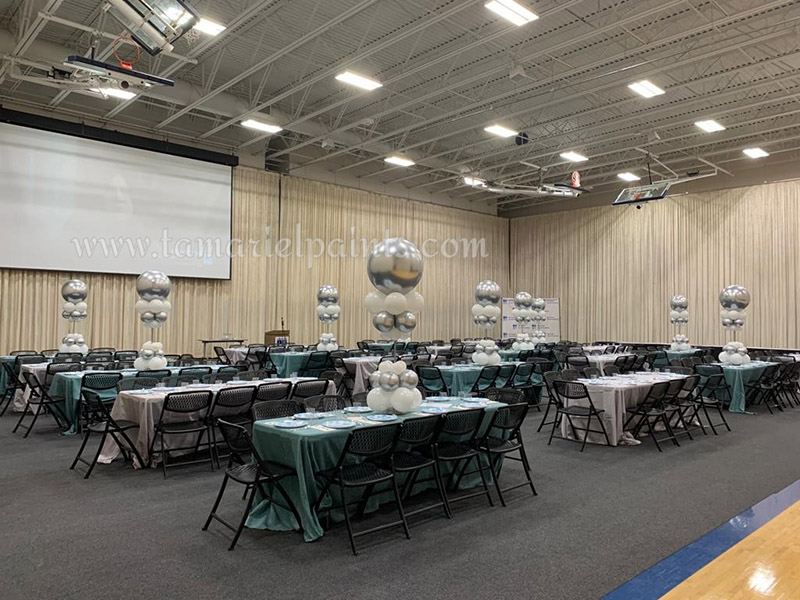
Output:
[
  {"xmin": 0, "ymin": 356, "xmax": 15, "ymax": 396},
  {"xmin": 436, "ymin": 362, "xmax": 519, "ymax": 395},
  {"xmin": 368, "ymin": 342, "xmax": 395, "ymax": 353},
  {"xmin": 696, "ymin": 362, "xmax": 770, "ymax": 413},
  {"xmin": 247, "ymin": 399, "xmax": 502, "ymax": 542},
  {"xmin": 499, "ymin": 350, "xmax": 520, "ymax": 361},
  {"xmin": 270, "ymin": 352, "xmax": 312, "ymax": 377},
  {"xmin": 50, "ymin": 365, "xmax": 221, "ymax": 434},
  {"xmin": 666, "ymin": 350, "xmax": 699, "ymax": 362}
]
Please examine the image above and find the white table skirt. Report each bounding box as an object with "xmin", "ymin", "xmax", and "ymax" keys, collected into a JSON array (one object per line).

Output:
[
  {"xmin": 340, "ymin": 357, "xmax": 380, "ymax": 395},
  {"xmin": 223, "ymin": 347, "xmax": 250, "ymax": 364},
  {"xmin": 586, "ymin": 354, "xmax": 633, "ymax": 372}
]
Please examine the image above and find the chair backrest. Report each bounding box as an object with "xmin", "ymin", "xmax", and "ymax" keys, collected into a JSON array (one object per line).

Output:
[
  {"xmin": 256, "ymin": 381, "xmax": 293, "ymax": 402},
  {"xmin": 117, "ymin": 377, "xmax": 160, "ymax": 391},
  {"xmin": 217, "ymin": 419, "xmax": 286, "ymax": 478},
  {"xmin": 84, "ymin": 362, "xmax": 111, "ymax": 371},
  {"xmin": 289, "ymin": 379, "xmax": 329, "ymax": 399},
  {"xmin": 138, "ymin": 369, "xmax": 170, "ymax": 380},
  {"xmin": 252, "ymin": 399, "xmax": 304, "ymax": 420},
  {"xmin": 510, "ymin": 362, "xmax": 534, "ymax": 386},
  {"xmin": 45, "ymin": 361, "xmax": 82, "ymax": 386},
  {"xmin": 552, "ymin": 380, "xmax": 589, "ymax": 406},
  {"xmin": 416, "ymin": 365, "xmax": 445, "ymax": 392},
  {"xmin": 566, "ymin": 355, "xmax": 589, "ymax": 369},
  {"xmin": 474, "ymin": 366, "xmax": 500, "ymax": 391},
  {"xmin": 179, "ymin": 366, "xmax": 212, "ymax": 378},
  {"xmin": 302, "ymin": 394, "xmax": 345, "ymax": 412},
  {"xmin": 495, "ymin": 364, "xmax": 517, "ymax": 387},
  {"xmin": 641, "ymin": 381, "xmax": 671, "ymax": 408},
  {"xmin": 86, "ymin": 353, "xmax": 113, "ymax": 363},
  {"xmin": 286, "ymin": 344, "xmax": 304, "ymax": 352},
  {"xmin": 614, "ymin": 355, "xmax": 629, "ymax": 370},
  {"xmin": 340, "ymin": 423, "xmax": 400, "ymax": 460},
  {"xmin": 487, "ymin": 402, "xmax": 529, "ymax": 438},
  {"xmin": 211, "ymin": 386, "xmax": 257, "ymax": 418},
  {"xmin": 582, "ymin": 367, "xmax": 601, "ymax": 378},
  {"xmin": 81, "ymin": 389, "xmax": 114, "ymax": 422},
  {"xmin": 40, "ymin": 349, "xmax": 59, "ymax": 358},
  {"xmin": 161, "ymin": 390, "xmax": 213, "ymax": 415},
  {"xmin": 399, "ymin": 415, "xmax": 441, "ymax": 447},
  {"xmin": 81, "ymin": 372, "xmax": 123, "ymax": 391},
  {"xmin": 440, "ymin": 407, "xmax": 486, "ymax": 438},
  {"xmin": 214, "ymin": 346, "xmax": 230, "ymax": 364},
  {"xmin": 603, "ymin": 365, "xmax": 620, "ymax": 376},
  {"xmin": 484, "ymin": 387, "xmax": 525, "ymax": 405},
  {"xmin": 10, "ymin": 350, "xmax": 39, "ymax": 356},
  {"xmin": 14, "ymin": 354, "xmax": 46, "ymax": 370},
  {"xmin": 52, "ymin": 356, "xmax": 83, "ymax": 364},
  {"xmin": 114, "ymin": 350, "xmax": 139, "ymax": 361},
  {"xmin": 303, "ymin": 351, "xmax": 330, "ymax": 372},
  {"xmin": 560, "ymin": 369, "xmax": 579, "ymax": 381}
]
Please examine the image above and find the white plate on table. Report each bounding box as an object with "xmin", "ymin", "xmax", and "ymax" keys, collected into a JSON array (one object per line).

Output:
[
  {"xmin": 323, "ymin": 420, "xmax": 356, "ymax": 429},
  {"xmin": 187, "ymin": 383, "xmax": 208, "ymax": 388},
  {"xmin": 426, "ymin": 396, "xmax": 454, "ymax": 402},
  {"xmin": 344, "ymin": 406, "xmax": 372, "ymax": 413},
  {"xmin": 366, "ymin": 414, "xmax": 398, "ymax": 422},
  {"xmin": 294, "ymin": 412, "xmax": 323, "ymax": 420},
  {"xmin": 272, "ymin": 419, "xmax": 307, "ymax": 429},
  {"xmin": 420, "ymin": 406, "xmax": 448, "ymax": 414}
]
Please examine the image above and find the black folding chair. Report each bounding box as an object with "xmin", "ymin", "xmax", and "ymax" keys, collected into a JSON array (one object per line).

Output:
[
  {"xmin": 70, "ymin": 390, "xmax": 144, "ymax": 478},
  {"xmin": 13, "ymin": 370, "xmax": 72, "ymax": 436},
  {"xmin": 149, "ymin": 390, "xmax": 214, "ymax": 478},
  {"xmin": 207, "ymin": 386, "xmax": 257, "ymax": 465},
  {"xmin": 252, "ymin": 399, "xmax": 304, "ymax": 420},
  {"xmin": 483, "ymin": 388, "xmax": 525, "ymax": 405},
  {"xmin": 416, "ymin": 366, "xmax": 448, "ymax": 396},
  {"xmin": 550, "ymin": 380, "xmax": 611, "ymax": 451},
  {"xmin": 312, "ymin": 424, "xmax": 410, "ymax": 555},
  {"xmin": 624, "ymin": 380, "xmax": 683, "ymax": 451},
  {"xmin": 202, "ymin": 419, "xmax": 303, "ymax": 550},
  {"xmin": 290, "ymin": 379, "xmax": 329, "ymax": 400},
  {"xmin": 256, "ymin": 381, "xmax": 293, "ymax": 402},
  {"xmin": 470, "ymin": 366, "xmax": 500, "ymax": 394},
  {"xmin": 299, "ymin": 351, "xmax": 331, "ymax": 377}
]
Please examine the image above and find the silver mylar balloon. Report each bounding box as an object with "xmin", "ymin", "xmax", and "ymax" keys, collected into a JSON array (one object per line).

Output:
[
  {"xmin": 70, "ymin": 309, "xmax": 82, "ymax": 319},
  {"xmin": 474, "ymin": 317, "xmax": 485, "ymax": 327},
  {"xmin": 475, "ymin": 280, "xmax": 502, "ymax": 306},
  {"xmin": 721, "ymin": 318, "xmax": 733, "ymax": 328},
  {"xmin": 476, "ymin": 314, "xmax": 489, "ymax": 324},
  {"xmin": 140, "ymin": 311, "xmax": 156, "ymax": 324},
  {"xmin": 514, "ymin": 292, "xmax": 533, "ymax": 308},
  {"xmin": 317, "ymin": 285, "xmax": 339, "ymax": 305},
  {"xmin": 367, "ymin": 238, "xmax": 423, "ymax": 294},
  {"xmin": 136, "ymin": 271, "xmax": 172, "ymax": 300},
  {"xmin": 61, "ymin": 279, "xmax": 88, "ymax": 302},
  {"xmin": 61, "ymin": 310, "xmax": 72, "ymax": 320},
  {"xmin": 488, "ymin": 316, "xmax": 498, "ymax": 325},
  {"xmin": 154, "ymin": 312, "xmax": 168, "ymax": 323},
  {"xmin": 372, "ymin": 311, "xmax": 395, "ymax": 333},
  {"xmin": 532, "ymin": 298, "xmax": 546, "ymax": 310},
  {"xmin": 732, "ymin": 318, "xmax": 745, "ymax": 329},
  {"xmin": 394, "ymin": 311, "xmax": 417, "ymax": 333},
  {"xmin": 141, "ymin": 349, "xmax": 155, "ymax": 360},
  {"xmin": 63, "ymin": 335, "xmax": 76, "ymax": 345},
  {"xmin": 77, "ymin": 311, "xmax": 88, "ymax": 320},
  {"xmin": 719, "ymin": 285, "xmax": 750, "ymax": 310},
  {"xmin": 379, "ymin": 372, "xmax": 400, "ymax": 391},
  {"xmin": 670, "ymin": 295, "xmax": 688, "ymax": 310},
  {"xmin": 399, "ymin": 370, "xmax": 419, "ymax": 389},
  {"xmin": 368, "ymin": 371, "xmax": 381, "ymax": 389}
]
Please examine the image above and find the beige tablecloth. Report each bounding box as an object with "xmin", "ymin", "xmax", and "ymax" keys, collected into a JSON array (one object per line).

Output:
[
  {"xmin": 223, "ymin": 346, "xmax": 250, "ymax": 364},
  {"xmin": 586, "ymin": 353, "xmax": 633, "ymax": 372},
  {"xmin": 340, "ymin": 357, "xmax": 380, "ymax": 395}
]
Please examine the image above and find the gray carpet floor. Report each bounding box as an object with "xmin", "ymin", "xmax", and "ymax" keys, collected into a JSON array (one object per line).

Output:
[{"xmin": 3, "ymin": 405, "xmax": 800, "ymax": 600}]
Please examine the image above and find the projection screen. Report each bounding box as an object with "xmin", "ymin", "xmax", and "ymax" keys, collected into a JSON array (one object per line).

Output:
[{"xmin": 0, "ymin": 122, "xmax": 232, "ymax": 279}]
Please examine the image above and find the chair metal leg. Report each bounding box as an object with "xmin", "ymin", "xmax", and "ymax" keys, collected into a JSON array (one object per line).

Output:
[
  {"xmin": 489, "ymin": 454, "xmax": 506, "ymax": 507},
  {"xmin": 70, "ymin": 429, "xmax": 92, "ymax": 470},
  {"xmin": 84, "ymin": 430, "xmax": 108, "ymax": 479},
  {"xmin": 389, "ymin": 472, "xmax": 411, "ymax": 540},
  {"xmin": 12, "ymin": 403, "xmax": 32, "ymax": 434},
  {"xmin": 203, "ymin": 474, "xmax": 229, "ymax": 531},
  {"xmin": 431, "ymin": 460, "xmax": 452, "ymax": 518},
  {"xmin": 338, "ymin": 484, "xmax": 359, "ymax": 556},
  {"xmin": 473, "ymin": 455, "xmax": 495, "ymax": 507},
  {"xmin": 229, "ymin": 482, "xmax": 258, "ymax": 551},
  {"xmin": 518, "ymin": 443, "xmax": 538, "ymax": 496},
  {"xmin": 536, "ymin": 398, "xmax": 555, "ymax": 432},
  {"xmin": 547, "ymin": 411, "xmax": 561, "ymax": 445},
  {"xmin": 645, "ymin": 418, "xmax": 662, "ymax": 452}
]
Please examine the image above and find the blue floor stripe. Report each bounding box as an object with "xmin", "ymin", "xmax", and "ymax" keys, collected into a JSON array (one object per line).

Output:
[{"xmin": 602, "ymin": 478, "xmax": 800, "ymax": 599}]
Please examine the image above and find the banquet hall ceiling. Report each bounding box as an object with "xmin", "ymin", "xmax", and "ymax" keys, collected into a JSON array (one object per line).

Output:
[{"xmin": 1, "ymin": 0, "xmax": 799, "ymax": 214}]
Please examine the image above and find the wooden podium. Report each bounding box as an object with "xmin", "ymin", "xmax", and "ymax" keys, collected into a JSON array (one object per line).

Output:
[{"xmin": 264, "ymin": 329, "xmax": 290, "ymax": 346}]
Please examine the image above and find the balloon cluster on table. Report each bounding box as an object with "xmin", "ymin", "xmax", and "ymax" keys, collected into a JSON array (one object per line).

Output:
[
  {"xmin": 472, "ymin": 339, "xmax": 501, "ymax": 365},
  {"xmin": 366, "ymin": 359, "xmax": 423, "ymax": 414},
  {"xmin": 135, "ymin": 271, "xmax": 173, "ymax": 329},
  {"xmin": 60, "ymin": 279, "xmax": 89, "ymax": 322},
  {"xmin": 134, "ymin": 341, "xmax": 168, "ymax": 371},
  {"xmin": 471, "ymin": 280, "xmax": 501, "ymax": 328},
  {"xmin": 316, "ymin": 285, "xmax": 341, "ymax": 325},
  {"xmin": 718, "ymin": 341, "xmax": 751, "ymax": 365},
  {"xmin": 512, "ymin": 333, "xmax": 536, "ymax": 351},
  {"xmin": 316, "ymin": 333, "xmax": 338, "ymax": 352},
  {"xmin": 364, "ymin": 238, "xmax": 424, "ymax": 340},
  {"xmin": 669, "ymin": 295, "xmax": 691, "ymax": 351},
  {"xmin": 59, "ymin": 333, "xmax": 88, "ymax": 355},
  {"xmin": 719, "ymin": 285, "xmax": 750, "ymax": 331}
]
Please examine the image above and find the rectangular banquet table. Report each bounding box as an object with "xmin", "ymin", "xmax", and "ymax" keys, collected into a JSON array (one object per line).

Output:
[
  {"xmin": 223, "ymin": 346, "xmax": 250, "ymax": 364},
  {"xmin": 0, "ymin": 356, "xmax": 16, "ymax": 396},
  {"xmin": 696, "ymin": 361, "xmax": 772, "ymax": 413},
  {"xmin": 339, "ymin": 356, "xmax": 380, "ymax": 395},
  {"xmin": 98, "ymin": 377, "xmax": 337, "ymax": 467},
  {"xmin": 437, "ymin": 362, "xmax": 520, "ymax": 396},
  {"xmin": 560, "ymin": 372, "xmax": 689, "ymax": 446},
  {"xmin": 246, "ymin": 397, "xmax": 503, "ymax": 542},
  {"xmin": 498, "ymin": 350, "xmax": 520, "ymax": 361},
  {"xmin": 270, "ymin": 352, "xmax": 312, "ymax": 377},
  {"xmin": 44, "ymin": 364, "xmax": 222, "ymax": 435}
]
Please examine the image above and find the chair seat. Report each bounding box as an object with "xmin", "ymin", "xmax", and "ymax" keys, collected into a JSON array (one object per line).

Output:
[
  {"xmin": 393, "ymin": 450, "xmax": 434, "ymax": 471},
  {"xmin": 561, "ymin": 405, "xmax": 603, "ymax": 417},
  {"xmin": 436, "ymin": 442, "xmax": 478, "ymax": 461},
  {"xmin": 479, "ymin": 436, "xmax": 521, "ymax": 453},
  {"xmin": 318, "ymin": 462, "xmax": 393, "ymax": 486},
  {"xmin": 227, "ymin": 461, "xmax": 295, "ymax": 484},
  {"xmin": 156, "ymin": 421, "xmax": 207, "ymax": 434},
  {"xmin": 88, "ymin": 419, "xmax": 139, "ymax": 433}
]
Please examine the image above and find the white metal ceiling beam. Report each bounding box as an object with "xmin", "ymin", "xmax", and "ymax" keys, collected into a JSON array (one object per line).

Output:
[{"xmin": 0, "ymin": 0, "xmax": 62, "ymax": 85}]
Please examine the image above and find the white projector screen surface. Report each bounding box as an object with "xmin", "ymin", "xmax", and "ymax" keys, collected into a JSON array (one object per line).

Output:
[{"xmin": 0, "ymin": 122, "xmax": 232, "ymax": 279}]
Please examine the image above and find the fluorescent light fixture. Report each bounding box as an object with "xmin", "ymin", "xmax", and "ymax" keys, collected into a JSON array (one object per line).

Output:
[
  {"xmin": 91, "ymin": 87, "xmax": 137, "ymax": 100},
  {"xmin": 484, "ymin": 124, "xmax": 517, "ymax": 138},
  {"xmin": 617, "ymin": 172, "xmax": 641, "ymax": 182},
  {"xmin": 628, "ymin": 80, "xmax": 665, "ymax": 98},
  {"xmin": 193, "ymin": 18, "xmax": 225, "ymax": 35},
  {"xmin": 464, "ymin": 176, "xmax": 487, "ymax": 187},
  {"xmin": 385, "ymin": 155, "xmax": 415, "ymax": 167},
  {"xmin": 695, "ymin": 119, "xmax": 725, "ymax": 133},
  {"xmin": 485, "ymin": 0, "xmax": 538, "ymax": 26},
  {"xmin": 743, "ymin": 147, "xmax": 769, "ymax": 159},
  {"xmin": 335, "ymin": 70, "xmax": 382, "ymax": 91},
  {"xmin": 106, "ymin": 0, "xmax": 199, "ymax": 55},
  {"xmin": 560, "ymin": 151, "xmax": 588, "ymax": 162},
  {"xmin": 241, "ymin": 119, "xmax": 282, "ymax": 134}
]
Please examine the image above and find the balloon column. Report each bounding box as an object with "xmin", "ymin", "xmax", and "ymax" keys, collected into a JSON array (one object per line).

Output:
[
  {"xmin": 472, "ymin": 339, "xmax": 501, "ymax": 365},
  {"xmin": 317, "ymin": 333, "xmax": 338, "ymax": 352},
  {"xmin": 59, "ymin": 333, "xmax": 88, "ymax": 355},
  {"xmin": 316, "ymin": 285, "xmax": 341, "ymax": 326},
  {"xmin": 366, "ymin": 359, "xmax": 423, "ymax": 414},
  {"xmin": 135, "ymin": 271, "xmax": 173, "ymax": 329},
  {"xmin": 134, "ymin": 271, "xmax": 172, "ymax": 371},
  {"xmin": 512, "ymin": 292, "xmax": 534, "ymax": 329},
  {"xmin": 471, "ymin": 280, "xmax": 501, "ymax": 329},
  {"xmin": 669, "ymin": 294, "xmax": 691, "ymax": 351},
  {"xmin": 364, "ymin": 238, "xmax": 424, "ymax": 340},
  {"xmin": 718, "ymin": 284, "xmax": 751, "ymax": 363},
  {"xmin": 60, "ymin": 279, "xmax": 89, "ymax": 324},
  {"xmin": 531, "ymin": 297, "xmax": 547, "ymax": 343}
]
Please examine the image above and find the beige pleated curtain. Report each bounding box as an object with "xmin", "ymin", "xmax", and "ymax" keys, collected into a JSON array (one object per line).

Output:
[{"xmin": 0, "ymin": 167, "xmax": 510, "ymax": 354}]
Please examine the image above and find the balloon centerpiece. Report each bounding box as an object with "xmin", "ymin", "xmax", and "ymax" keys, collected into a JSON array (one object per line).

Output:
[
  {"xmin": 472, "ymin": 339, "xmax": 501, "ymax": 365},
  {"xmin": 471, "ymin": 280, "xmax": 501, "ymax": 329},
  {"xmin": 669, "ymin": 294, "xmax": 691, "ymax": 351},
  {"xmin": 531, "ymin": 297, "xmax": 547, "ymax": 343},
  {"xmin": 718, "ymin": 284, "xmax": 751, "ymax": 362},
  {"xmin": 512, "ymin": 333, "xmax": 536, "ymax": 351},
  {"xmin": 135, "ymin": 271, "xmax": 172, "ymax": 371},
  {"xmin": 511, "ymin": 292, "xmax": 534, "ymax": 328},
  {"xmin": 317, "ymin": 333, "xmax": 338, "ymax": 352},
  {"xmin": 366, "ymin": 359, "xmax": 422, "ymax": 414},
  {"xmin": 364, "ymin": 238, "xmax": 424, "ymax": 341},
  {"xmin": 316, "ymin": 285, "xmax": 341, "ymax": 327},
  {"xmin": 59, "ymin": 333, "xmax": 88, "ymax": 355}
]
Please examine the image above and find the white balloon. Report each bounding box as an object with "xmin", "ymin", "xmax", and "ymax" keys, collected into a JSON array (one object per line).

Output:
[
  {"xmin": 135, "ymin": 299, "xmax": 150, "ymax": 314},
  {"xmin": 325, "ymin": 304, "xmax": 341, "ymax": 315},
  {"xmin": 406, "ymin": 291, "xmax": 425, "ymax": 313},
  {"xmin": 473, "ymin": 352, "xmax": 488, "ymax": 365},
  {"xmin": 378, "ymin": 361, "xmax": 393, "ymax": 373},
  {"xmin": 162, "ymin": 300, "xmax": 172, "ymax": 313},
  {"xmin": 151, "ymin": 356, "xmax": 168, "ymax": 370},
  {"xmin": 718, "ymin": 352, "xmax": 729, "ymax": 363},
  {"xmin": 485, "ymin": 305, "xmax": 501, "ymax": 318},
  {"xmin": 487, "ymin": 352, "xmax": 501, "ymax": 366},
  {"xmin": 364, "ymin": 291, "xmax": 386, "ymax": 314},
  {"xmin": 133, "ymin": 357, "xmax": 147, "ymax": 370},
  {"xmin": 471, "ymin": 303, "xmax": 484, "ymax": 316},
  {"xmin": 68, "ymin": 344, "xmax": 81, "ymax": 353},
  {"xmin": 149, "ymin": 299, "xmax": 165, "ymax": 313},
  {"xmin": 391, "ymin": 387, "xmax": 422, "ymax": 414},
  {"xmin": 63, "ymin": 301, "xmax": 76, "ymax": 312},
  {"xmin": 316, "ymin": 304, "xmax": 326, "ymax": 316},
  {"xmin": 384, "ymin": 292, "xmax": 408, "ymax": 315},
  {"xmin": 391, "ymin": 360, "xmax": 407, "ymax": 374},
  {"xmin": 74, "ymin": 301, "xmax": 87, "ymax": 311},
  {"xmin": 152, "ymin": 342, "xmax": 163, "ymax": 351},
  {"xmin": 729, "ymin": 353, "xmax": 744, "ymax": 365},
  {"xmin": 366, "ymin": 388, "xmax": 392, "ymax": 412},
  {"xmin": 742, "ymin": 354, "xmax": 751, "ymax": 364}
]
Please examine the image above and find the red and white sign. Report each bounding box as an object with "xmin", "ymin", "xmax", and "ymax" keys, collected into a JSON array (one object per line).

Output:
[{"xmin": 571, "ymin": 171, "xmax": 581, "ymax": 188}]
